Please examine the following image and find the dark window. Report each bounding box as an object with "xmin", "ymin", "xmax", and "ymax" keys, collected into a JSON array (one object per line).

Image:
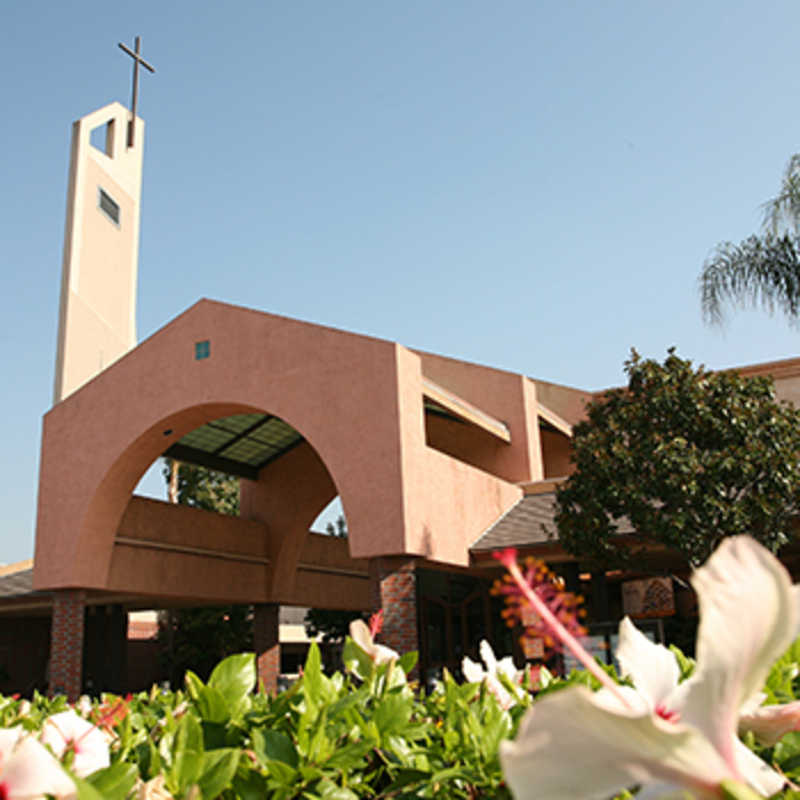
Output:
[
  {"xmin": 195, "ymin": 340, "xmax": 211, "ymax": 360},
  {"xmin": 98, "ymin": 188, "xmax": 120, "ymax": 225}
]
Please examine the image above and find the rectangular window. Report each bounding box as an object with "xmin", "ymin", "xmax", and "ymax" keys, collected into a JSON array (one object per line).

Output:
[
  {"xmin": 195, "ymin": 340, "xmax": 211, "ymax": 360},
  {"xmin": 98, "ymin": 188, "xmax": 120, "ymax": 225}
]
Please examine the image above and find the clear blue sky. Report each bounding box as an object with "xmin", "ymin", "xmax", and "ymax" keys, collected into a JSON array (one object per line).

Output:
[{"xmin": 3, "ymin": 1, "xmax": 800, "ymax": 563}]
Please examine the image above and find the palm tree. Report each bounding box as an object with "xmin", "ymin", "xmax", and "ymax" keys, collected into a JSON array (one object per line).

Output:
[{"xmin": 700, "ymin": 154, "xmax": 800, "ymax": 324}]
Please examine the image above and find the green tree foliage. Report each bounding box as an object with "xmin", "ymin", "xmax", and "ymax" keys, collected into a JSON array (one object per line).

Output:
[
  {"xmin": 162, "ymin": 458, "xmax": 239, "ymax": 515},
  {"xmin": 700, "ymin": 154, "xmax": 800, "ymax": 324},
  {"xmin": 159, "ymin": 606, "xmax": 253, "ymax": 685},
  {"xmin": 325, "ymin": 514, "xmax": 347, "ymax": 538},
  {"xmin": 159, "ymin": 460, "xmax": 250, "ymax": 683},
  {"xmin": 555, "ymin": 349, "xmax": 800, "ymax": 567},
  {"xmin": 304, "ymin": 608, "xmax": 366, "ymax": 645}
]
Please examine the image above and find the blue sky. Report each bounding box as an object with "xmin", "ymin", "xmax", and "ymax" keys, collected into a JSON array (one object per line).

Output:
[{"xmin": 3, "ymin": 1, "xmax": 800, "ymax": 563}]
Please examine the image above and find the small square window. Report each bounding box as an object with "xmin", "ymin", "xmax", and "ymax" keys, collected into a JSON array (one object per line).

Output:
[
  {"xmin": 195, "ymin": 340, "xmax": 211, "ymax": 360},
  {"xmin": 98, "ymin": 188, "xmax": 120, "ymax": 225}
]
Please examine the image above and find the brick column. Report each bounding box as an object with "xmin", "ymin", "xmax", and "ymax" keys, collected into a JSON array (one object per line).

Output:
[
  {"xmin": 49, "ymin": 590, "xmax": 86, "ymax": 701},
  {"xmin": 369, "ymin": 557, "xmax": 419, "ymax": 670},
  {"xmin": 254, "ymin": 603, "xmax": 280, "ymax": 694}
]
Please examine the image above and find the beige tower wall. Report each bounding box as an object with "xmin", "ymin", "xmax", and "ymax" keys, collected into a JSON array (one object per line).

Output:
[{"xmin": 53, "ymin": 102, "xmax": 144, "ymax": 402}]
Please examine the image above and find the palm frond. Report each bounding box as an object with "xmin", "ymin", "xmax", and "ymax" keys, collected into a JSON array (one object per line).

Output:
[
  {"xmin": 699, "ymin": 233, "xmax": 800, "ymax": 324},
  {"xmin": 761, "ymin": 153, "xmax": 800, "ymax": 236}
]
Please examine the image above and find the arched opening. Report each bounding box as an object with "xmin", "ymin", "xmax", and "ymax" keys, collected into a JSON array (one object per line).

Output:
[{"xmin": 99, "ymin": 407, "xmax": 369, "ymax": 689}]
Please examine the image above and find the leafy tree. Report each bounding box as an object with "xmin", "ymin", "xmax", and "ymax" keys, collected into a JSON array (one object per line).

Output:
[
  {"xmin": 325, "ymin": 513, "xmax": 347, "ymax": 538},
  {"xmin": 555, "ymin": 349, "xmax": 800, "ymax": 567},
  {"xmin": 700, "ymin": 154, "xmax": 800, "ymax": 323},
  {"xmin": 159, "ymin": 459, "xmax": 250, "ymax": 683},
  {"xmin": 158, "ymin": 606, "xmax": 253, "ymax": 684},
  {"xmin": 162, "ymin": 458, "xmax": 239, "ymax": 515},
  {"xmin": 303, "ymin": 607, "xmax": 366, "ymax": 644}
]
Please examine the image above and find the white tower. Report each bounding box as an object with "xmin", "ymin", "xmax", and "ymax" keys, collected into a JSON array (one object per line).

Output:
[
  {"xmin": 53, "ymin": 37, "xmax": 154, "ymax": 403},
  {"xmin": 52, "ymin": 101, "xmax": 145, "ymax": 402}
]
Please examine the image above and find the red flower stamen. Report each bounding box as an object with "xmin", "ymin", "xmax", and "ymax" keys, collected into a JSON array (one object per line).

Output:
[
  {"xmin": 368, "ymin": 609, "xmax": 384, "ymax": 637},
  {"xmin": 92, "ymin": 698, "xmax": 129, "ymax": 732},
  {"xmin": 493, "ymin": 550, "xmax": 633, "ymax": 709},
  {"xmin": 656, "ymin": 704, "xmax": 680, "ymax": 723}
]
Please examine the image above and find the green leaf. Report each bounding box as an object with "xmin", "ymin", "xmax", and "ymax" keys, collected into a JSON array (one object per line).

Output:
[
  {"xmin": 172, "ymin": 713, "xmax": 204, "ymax": 790},
  {"xmin": 342, "ymin": 636, "xmax": 374, "ymax": 679},
  {"xmin": 195, "ymin": 686, "xmax": 230, "ymax": 724},
  {"xmin": 257, "ymin": 729, "xmax": 299, "ymax": 768},
  {"xmin": 197, "ymin": 749, "xmax": 239, "ymax": 799},
  {"xmin": 185, "ymin": 670, "xmax": 205, "ymax": 700},
  {"xmin": 232, "ymin": 770, "xmax": 270, "ymax": 800},
  {"xmin": 208, "ymin": 653, "xmax": 256, "ymax": 717},
  {"xmin": 316, "ymin": 779, "xmax": 359, "ymax": 800},
  {"xmin": 669, "ymin": 645, "xmax": 696, "ymax": 682},
  {"xmin": 86, "ymin": 762, "xmax": 138, "ymax": 800},
  {"xmin": 73, "ymin": 776, "xmax": 107, "ymax": 800},
  {"xmin": 303, "ymin": 642, "xmax": 324, "ymax": 703},
  {"xmin": 397, "ymin": 651, "xmax": 418, "ymax": 675},
  {"xmin": 175, "ymin": 711, "xmax": 204, "ymax": 755},
  {"xmin": 719, "ymin": 779, "xmax": 768, "ymax": 800}
]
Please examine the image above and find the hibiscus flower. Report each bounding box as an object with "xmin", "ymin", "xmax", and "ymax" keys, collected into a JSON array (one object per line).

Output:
[
  {"xmin": 499, "ymin": 536, "xmax": 798, "ymax": 799},
  {"xmin": 40, "ymin": 710, "xmax": 110, "ymax": 778},
  {"xmin": 0, "ymin": 728, "xmax": 75, "ymax": 799},
  {"xmin": 462, "ymin": 640, "xmax": 523, "ymax": 709},
  {"xmin": 347, "ymin": 611, "xmax": 399, "ymax": 678}
]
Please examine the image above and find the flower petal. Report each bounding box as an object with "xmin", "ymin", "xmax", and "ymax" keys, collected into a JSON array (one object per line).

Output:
[
  {"xmin": 3, "ymin": 736, "xmax": 75, "ymax": 799},
  {"xmin": 0, "ymin": 728, "xmax": 22, "ymax": 761},
  {"xmin": 348, "ymin": 619, "xmax": 373, "ymax": 654},
  {"xmin": 739, "ymin": 700, "xmax": 800, "ymax": 745},
  {"xmin": 372, "ymin": 643, "xmax": 398, "ymax": 665},
  {"xmin": 462, "ymin": 656, "xmax": 484, "ymax": 684},
  {"xmin": 616, "ymin": 617, "xmax": 680, "ymax": 711},
  {"xmin": 733, "ymin": 738, "xmax": 785, "ymax": 796},
  {"xmin": 634, "ymin": 783, "xmax": 696, "ymax": 800},
  {"xmin": 500, "ymin": 685, "xmax": 731, "ymax": 800},
  {"xmin": 40, "ymin": 711, "xmax": 110, "ymax": 778},
  {"xmin": 479, "ymin": 640, "xmax": 497, "ymax": 672},
  {"xmin": 682, "ymin": 537, "xmax": 798, "ymax": 774},
  {"xmin": 496, "ymin": 656, "xmax": 520, "ymax": 683}
]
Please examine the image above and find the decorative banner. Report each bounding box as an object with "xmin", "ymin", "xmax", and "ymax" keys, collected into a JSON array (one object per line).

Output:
[
  {"xmin": 520, "ymin": 604, "xmax": 545, "ymax": 658},
  {"xmin": 521, "ymin": 636, "xmax": 545, "ymax": 659},
  {"xmin": 622, "ymin": 577, "xmax": 675, "ymax": 618}
]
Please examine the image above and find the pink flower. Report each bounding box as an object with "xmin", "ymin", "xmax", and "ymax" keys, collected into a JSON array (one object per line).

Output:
[
  {"xmin": 739, "ymin": 696, "xmax": 800, "ymax": 746},
  {"xmin": 0, "ymin": 728, "xmax": 75, "ymax": 799},
  {"xmin": 40, "ymin": 710, "xmax": 110, "ymax": 778}
]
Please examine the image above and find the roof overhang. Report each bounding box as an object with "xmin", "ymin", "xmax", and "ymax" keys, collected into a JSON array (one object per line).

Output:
[{"xmin": 422, "ymin": 378, "xmax": 511, "ymax": 443}]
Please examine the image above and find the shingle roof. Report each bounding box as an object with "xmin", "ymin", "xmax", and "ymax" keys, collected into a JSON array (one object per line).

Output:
[
  {"xmin": 470, "ymin": 493, "xmax": 560, "ymax": 552},
  {"xmin": 0, "ymin": 569, "xmax": 39, "ymax": 599},
  {"xmin": 470, "ymin": 492, "xmax": 635, "ymax": 552}
]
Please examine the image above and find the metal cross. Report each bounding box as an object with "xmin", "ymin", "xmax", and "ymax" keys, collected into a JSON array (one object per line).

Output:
[{"xmin": 118, "ymin": 36, "xmax": 155, "ymax": 148}]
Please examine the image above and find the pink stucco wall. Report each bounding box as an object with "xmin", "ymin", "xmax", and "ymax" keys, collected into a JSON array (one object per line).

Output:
[{"xmin": 35, "ymin": 300, "xmax": 529, "ymax": 598}]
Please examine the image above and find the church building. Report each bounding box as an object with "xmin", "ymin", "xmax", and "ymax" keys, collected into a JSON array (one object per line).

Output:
[{"xmin": 26, "ymin": 81, "xmax": 800, "ymax": 700}]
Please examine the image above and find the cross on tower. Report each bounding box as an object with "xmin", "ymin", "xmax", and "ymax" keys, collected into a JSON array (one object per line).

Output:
[{"xmin": 118, "ymin": 36, "xmax": 155, "ymax": 148}]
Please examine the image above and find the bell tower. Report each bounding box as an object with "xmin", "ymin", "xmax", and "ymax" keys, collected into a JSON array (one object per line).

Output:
[{"xmin": 53, "ymin": 38, "xmax": 154, "ymax": 402}]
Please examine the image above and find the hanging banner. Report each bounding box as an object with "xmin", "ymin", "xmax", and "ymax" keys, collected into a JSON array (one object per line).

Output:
[{"xmin": 622, "ymin": 577, "xmax": 675, "ymax": 618}]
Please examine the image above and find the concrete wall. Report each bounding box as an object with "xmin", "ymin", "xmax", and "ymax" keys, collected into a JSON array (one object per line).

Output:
[{"xmin": 106, "ymin": 496, "xmax": 370, "ymax": 608}]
